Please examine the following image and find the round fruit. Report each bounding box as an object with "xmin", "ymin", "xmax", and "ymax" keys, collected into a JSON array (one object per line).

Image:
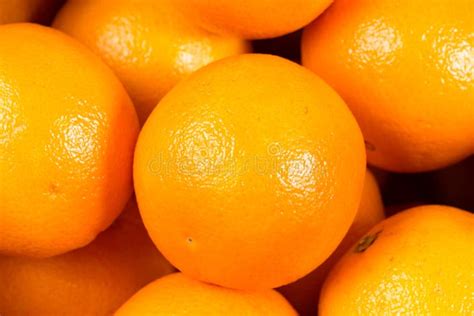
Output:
[
  {"xmin": 53, "ymin": 0, "xmax": 250, "ymax": 124},
  {"xmin": 320, "ymin": 205, "xmax": 474, "ymax": 315},
  {"xmin": 116, "ymin": 273, "xmax": 296, "ymax": 315},
  {"xmin": 278, "ymin": 169, "xmax": 385, "ymax": 315},
  {"xmin": 0, "ymin": 24, "xmax": 139, "ymax": 257},
  {"xmin": 0, "ymin": 198, "xmax": 174, "ymax": 315},
  {"xmin": 0, "ymin": 0, "xmax": 61, "ymax": 25},
  {"xmin": 173, "ymin": 0, "xmax": 332, "ymax": 39},
  {"xmin": 134, "ymin": 54, "xmax": 366, "ymax": 289},
  {"xmin": 302, "ymin": 0, "xmax": 474, "ymax": 172}
]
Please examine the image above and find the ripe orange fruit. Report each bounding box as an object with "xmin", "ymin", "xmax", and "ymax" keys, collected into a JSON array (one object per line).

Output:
[
  {"xmin": 0, "ymin": 0, "xmax": 62, "ymax": 25},
  {"xmin": 173, "ymin": 0, "xmax": 332, "ymax": 39},
  {"xmin": 0, "ymin": 198, "xmax": 174, "ymax": 315},
  {"xmin": 134, "ymin": 54, "xmax": 366, "ymax": 289},
  {"xmin": 116, "ymin": 273, "xmax": 297, "ymax": 315},
  {"xmin": 0, "ymin": 24, "xmax": 139, "ymax": 257},
  {"xmin": 53, "ymin": 0, "xmax": 250, "ymax": 124},
  {"xmin": 320, "ymin": 205, "xmax": 474, "ymax": 315},
  {"xmin": 302, "ymin": 0, "xmax": 474, "ymax": 172},
  {"xmin": 279, "ymin": 169, "xmax": 385, "ymax": 315}
]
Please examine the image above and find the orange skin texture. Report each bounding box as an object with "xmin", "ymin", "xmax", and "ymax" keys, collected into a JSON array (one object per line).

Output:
[
  {"xmin": 173, "ymin": 0, "xmax": 333, "ymax": 39},
  {"xmin": 0, "ymin": 24, "xmax": 139, "ymax": 257},
  {"xmin": 0, "ymin": 198, "xmax": 175, "ymax": 315},
  {"xmin": 53, "ymin": 0, "xmax": 250, "ymax": 124},
  {"xmin": 320, "ymin": 205, "xmax": 474, "ymax": 315},
  {"xmin": 278, "ymin": 169, "xmax": 385, "ymax": 315},
  {"xmin": 134, "ymin": 54, "xmax": 366, "ymax": 290},
  {"xmin": 116, "ymin": 273, "xmax": 296, "ymax": 315},
  {"xmin": 302, "ymin": 0, "xmax": 474, "ymax": 172},
  {"xmin": 0, "ymin": 0, "xmax": 61, "ymax": 24}
]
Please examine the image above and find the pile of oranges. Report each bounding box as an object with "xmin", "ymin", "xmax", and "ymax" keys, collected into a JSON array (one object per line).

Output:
[{"xmin": 0, "ymin": 1, "xmax": 472, "ymax": 315}]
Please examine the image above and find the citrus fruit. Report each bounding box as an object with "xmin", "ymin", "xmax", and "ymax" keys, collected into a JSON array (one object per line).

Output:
[
  {"xmin": 0, "ymin": 23, "xmax": 139, "ymax": 257},
  {"xmin": 278, "ymin": 169, "xmax": 385, "ymax": 315},
  {"xmin": 320, "ymin": 205, "xmax": 474, "ymax": 315},
  {"xmin": 0, "ymin": 0, "xmax": 62, "ymax": 25},
  {"xmin": 302, "ymin": 0, "xmax": 474, "ymax": 172},
  {"xmin": 116, "ymin": 273, "xmax": 296, "ymax": 315},
  {"xmin": 0, "ymin": 198, "xmax": 174, "ymax": 315},
  {"xmin": 173, "ymin": 0, "xmax": 332, "ymax": 39},
  {"xmin": 134, "ymin": 53, "xmax": 366, "ymax": 289},
  {"xmin": 53, "ymin": 0, "xmax": 250, "ymax": 124}
]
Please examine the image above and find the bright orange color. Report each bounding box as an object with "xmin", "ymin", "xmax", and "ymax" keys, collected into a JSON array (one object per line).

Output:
[
  {"xmin": 134, "ymin": 54, "xmax": 366, "ymax": 289},
  {"xmin": 116, "ymin": 273, "xmax": 296, "ymax": 315},
  {"xmin": 302, "ymin": 0, "xmax": 474, "ymax": 172},
  {"xmin": 0, "ymin": 0, "xmax": 61, "ymax": 24},
  {"xmin": 53, "ymin": 0, "xmax": 250, "ymax": 124},
  {"xmin": 173, "ymin": 0, "xmax": 333, "ymax": 39},
  {"xmin": 320, "ymin": 205, "xmax": 474, "ymax": 315},
  {"xmin": 0, "ymin": 24, "xmax": 139, "ymax": 257},
  {"xmin": 279, "ymin": 169, "xmax": 385, "ymax": 315},
  {"xmin": 0, "ymin": 198, "xmax": 174, "ymax": 315}
]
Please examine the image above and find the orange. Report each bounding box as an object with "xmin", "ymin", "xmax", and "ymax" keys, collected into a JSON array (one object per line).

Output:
[
  {"xmin": 302, "ymin": 0, "xmax": 474, "ymax": 172},
  {"xmin": 116, "ymin": 273, "xmax": 296, "ymax": 315},
  {"xmin": 134, "ymin": 54, "xmax": 366, "ymax": 289},
  {"xmin": 173, "ymin": 0, "xmax": 333, "ymax": 39},
  {"xmin": 0, "ymin": 24, "xmax": 139, "ymax": 257},
  {"xmin": 53, "ymin": 0, "xmax": 250, "ymax": 124},
  {"xmin": 320, "ymin": 205, "xmax": 474, "ymax": 315},
  {"xmin": 278, "ymin": 169, "xmax": 385, "ymax": 315},
  {"xmin": 0, "ymin": 0, "xmax": 62, "ymax": 25},
  {"xmin": 0, "ymin": 198, "xmax": 174, "ymax": 315}
]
